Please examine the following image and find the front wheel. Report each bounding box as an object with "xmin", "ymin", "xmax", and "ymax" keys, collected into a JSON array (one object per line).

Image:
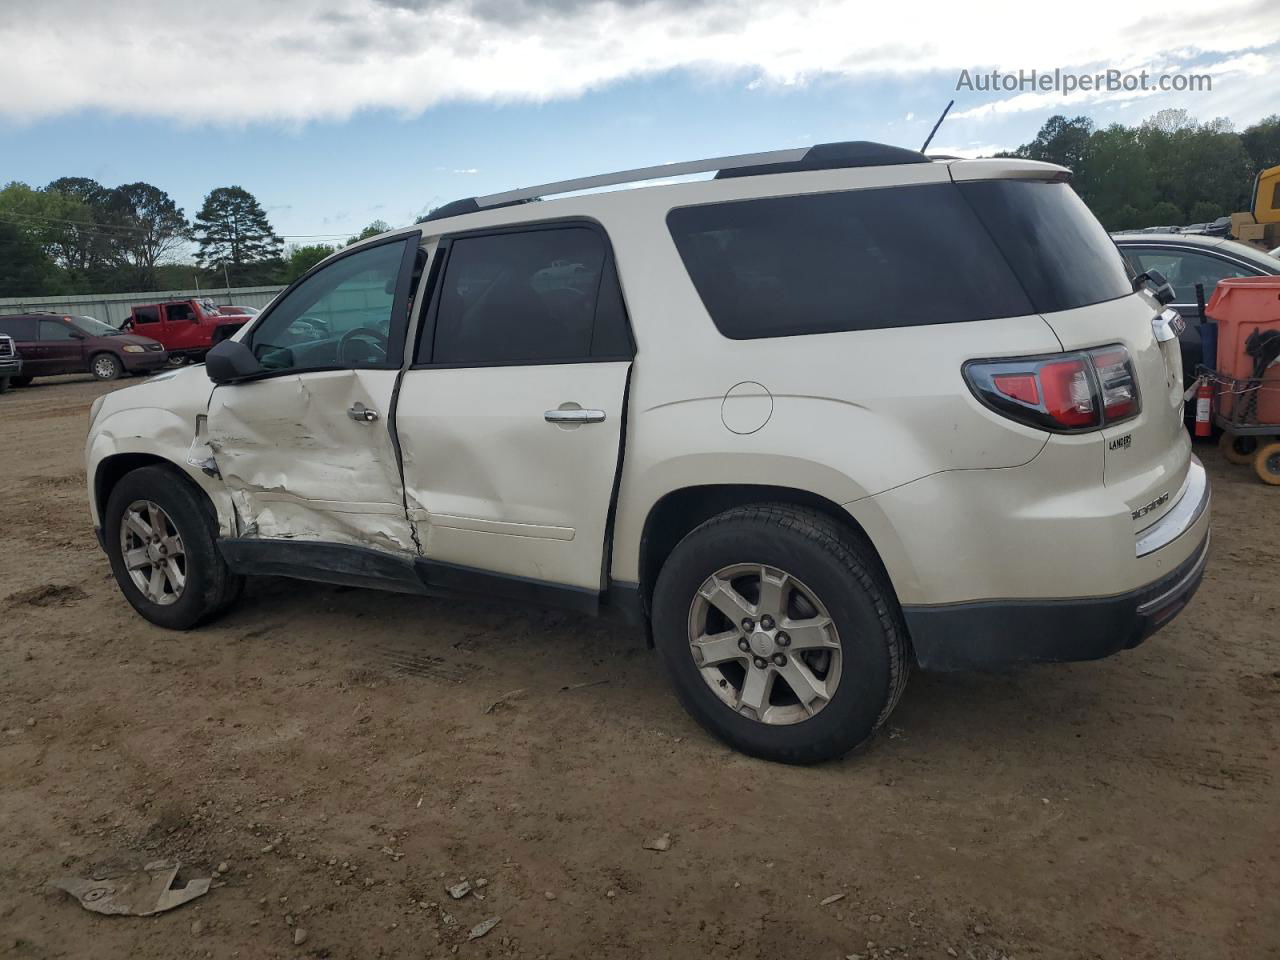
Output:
[
  {"xmin": 104, "ymin": 465, "xmax": 243, "ymax": 629},
  {"xmin": 10, "ymin": 376, "xmax": 32, "ymax": 387},
  {"xmin": 652, "ymin": 504, "xmax": 909, "ymax": 764},
  {"xmin": 91, "ymin": 352, "xmax": 123, "ymax": 381}
]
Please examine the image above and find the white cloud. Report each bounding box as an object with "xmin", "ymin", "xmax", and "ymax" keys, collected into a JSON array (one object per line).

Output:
[
  {"xmin": 928, "ymin": 143, "xmax": 1014, "ymax": 158},
  {"xmin": 0, "ymin": 0, "xmax": 1276, "ymax": 125}
]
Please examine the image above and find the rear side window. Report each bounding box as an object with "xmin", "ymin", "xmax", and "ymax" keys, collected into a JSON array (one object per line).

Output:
[
  {"xmin": 666, "ymin": 184, "xmax": 1034, "ymax": 339},
  {"xmin": 958, "ymin": 180, "xmax": 1133, "ymax": 314},
  {"xmin": 133, "ymin": 306, "xmax": 160, "ymax": 324},
  {"xmin": 424, "ymin": 226, "xmax": 632, "ymax": 364},
  {"xmin": 0, "ymin": 316, "xmax": 38, "ymax": 340}
]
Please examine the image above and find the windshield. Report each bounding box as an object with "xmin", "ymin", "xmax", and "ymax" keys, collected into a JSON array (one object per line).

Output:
[{"xmin": 70, "ymin": 315, "xmax": 122, "ymax": 336}]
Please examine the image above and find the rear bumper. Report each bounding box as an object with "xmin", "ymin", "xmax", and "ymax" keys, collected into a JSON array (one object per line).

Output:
[{"xmin": 904, "ymin": 530, "xmax": 1210, "ymax": 671}]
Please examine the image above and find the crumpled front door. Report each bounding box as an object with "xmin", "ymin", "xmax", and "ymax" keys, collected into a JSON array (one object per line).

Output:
[{"xmin": 205, "ymin": 368, "xmax": 414, "ymax": 554}]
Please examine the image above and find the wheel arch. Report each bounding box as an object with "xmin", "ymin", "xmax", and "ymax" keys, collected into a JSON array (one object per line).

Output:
[
  {"xmin": 636, "ymin": 484, "xmax": 899, "ymax": 617},
  {"xmin": 95, "ymin": 454, "xmax": 221, "ymax": 530}
]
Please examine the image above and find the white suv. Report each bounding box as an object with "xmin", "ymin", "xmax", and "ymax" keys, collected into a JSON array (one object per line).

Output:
[{"xmin": 86, "ymin": 141, "xmax": 1210, "ymax": 763}]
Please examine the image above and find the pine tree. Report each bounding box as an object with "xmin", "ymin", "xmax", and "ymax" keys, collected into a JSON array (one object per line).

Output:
[{"xmin": 193, "ymin": 186, "xmax": 283, "ymax": 286}]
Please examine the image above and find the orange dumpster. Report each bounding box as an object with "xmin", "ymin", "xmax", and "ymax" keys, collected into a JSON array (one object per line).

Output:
[{"xmin": 1208, "ymin": 276, "xmax": 1280, "ymax": 426}]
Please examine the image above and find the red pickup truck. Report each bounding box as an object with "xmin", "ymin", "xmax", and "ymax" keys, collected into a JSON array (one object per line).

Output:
[{"xmin": 121, "ymin": 298, "xmax": 249, "ymax": 364}]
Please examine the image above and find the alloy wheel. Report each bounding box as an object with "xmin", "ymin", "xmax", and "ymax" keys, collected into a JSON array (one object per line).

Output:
[
  {"xmin": 686, "ymin": 563, "xmax": 842, "ymax": 724},
  {"xmin": 119, "ymin": 500, "xmax": 187, "ymax": 605}
]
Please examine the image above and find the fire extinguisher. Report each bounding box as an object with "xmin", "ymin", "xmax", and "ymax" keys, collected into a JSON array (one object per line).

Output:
[{"xmin": 1194, "ymin": 376, "xmax": 1213, "ymax": 437}]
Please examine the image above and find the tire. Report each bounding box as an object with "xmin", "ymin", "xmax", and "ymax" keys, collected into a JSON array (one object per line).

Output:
[
  {"xmin": 0, "ymin": 378, "xmax": 8, "ymax": 394},
  {"xmin": 91, "ymin": 352, "xmax": 123, "ymax": 381},
  {"xmin": 1254, "ymin": 442, "xmax": 1280, "ymax": 486},
  {"xmin": 651, "ymin": 504, "xmax": 909, "ymax": 764},
  {"xmin": 10, "ymin": 376, "xmax": 32, "ymax": 387},
  {"xmin": 104, "ymin": 465, "xmax": 243, "ymax": 629}
]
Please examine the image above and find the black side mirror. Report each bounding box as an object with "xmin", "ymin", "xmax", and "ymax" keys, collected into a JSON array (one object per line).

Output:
[
  {"xmin": 206, "ymin": 338, "xmax": 264, "ymax": 384},
  {"xmin": 1134, "ymin": 268, "xmax": 1177, "ymax": 305}
]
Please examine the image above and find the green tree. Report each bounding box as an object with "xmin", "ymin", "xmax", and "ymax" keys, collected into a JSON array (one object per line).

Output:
[
  {"xmin": 1142, "ymin": 201, "xmax": 1183, "ymax": 226},
  {"xmin": 102, "ymin": 182, "xmax": 190, "ymax": 290},
  {"xmin": 1242, "ymin": 115, "xmax": 1280, "ymax": 171},
  {"xmin": 1189, "ymin": 200, "xmax": 1222, "ymax": 223},
  {"xmin": 0, "ymin": 181, "xmax": 76, "ymax": 295},
  {"xmin": 194, "ymin": 186, "xmax": 283, "ymax": 286},
  {"xmin": 0, "ymin": 219, "xmax": 59, "ymax": 296},
  {"xmin": 44, "ymin": 176, "xmax": 111, "ymax": 286},
  {"xmin": 283, "ymin": 243, "xmax": 336, "ymax": 282},
  {"xmin": 1014, "ymin": 115, "xmax": 1095, "ymax": 172},
  {"xmin": 346, "ymin": 219, "xmax": 391, "ymax": 246},
  {"xmin": 1077, "ymin": 124, "xmax": 1153, "ymax": 229}
]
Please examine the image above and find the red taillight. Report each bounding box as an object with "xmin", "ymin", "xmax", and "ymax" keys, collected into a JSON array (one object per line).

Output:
[
  {"xmin": 991, "ymin": 373, "xmax": 1039, "ymax": 405},
  {"xmin": 964, "ymin": 345, "xmax": 1140, "ymax": 432},
  {"xmin": 1038, "ymin": 357, "xmax": 1096, "ymax": 428}
]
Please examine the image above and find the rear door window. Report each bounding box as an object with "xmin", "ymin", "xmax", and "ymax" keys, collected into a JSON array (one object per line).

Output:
[
  {"xmin": 666, "ymin": 184, "xmax": 1034, "ymax": 339},
  {"xmin": 957, "ymin": 180, "xmax": 1134, "ymax": 314},
  {"xmin": 133, "ymin": 306, "xmax": 160, "ymax": 325},
  {"xmin": 422, "ymin": 225, "xmax": 632, "ymax": 364}
]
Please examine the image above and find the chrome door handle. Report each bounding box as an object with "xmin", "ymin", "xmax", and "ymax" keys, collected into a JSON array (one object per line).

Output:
[
  {"xmin": 544, "ymin": 408, "xmax": 606, "ymax": 424},
  {"xmin": 348, "ymin": 402, "xmax": 379, "ymax": 422}
]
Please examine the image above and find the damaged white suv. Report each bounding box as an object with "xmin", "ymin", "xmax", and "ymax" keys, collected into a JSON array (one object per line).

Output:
[{"xmin": 87, "ymin": 141, "xmax": 1210, "ymax": 763}]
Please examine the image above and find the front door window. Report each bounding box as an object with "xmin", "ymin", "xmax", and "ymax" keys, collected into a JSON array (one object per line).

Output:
[{"xmin": 248, "ymin": 239, "xmax": 410, "ymax": 372}]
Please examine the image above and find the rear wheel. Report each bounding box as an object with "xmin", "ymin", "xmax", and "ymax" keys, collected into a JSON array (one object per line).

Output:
[
  {"xmin": 652, "ymin": 504, "xmax": 909, "ymax": 764},
  {"xmin": 1254, "ymin": 442, "xmax": 1280, "ymax": 486},
  {"xmin": 104, "ymin": 465, "xmax": 243, "ymax": 629},
  {"xmin": 91, "ymin": 352, "xmax": 123, "ymax": 381}
]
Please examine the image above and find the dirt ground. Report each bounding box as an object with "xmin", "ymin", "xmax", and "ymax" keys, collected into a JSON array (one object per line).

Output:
[{"xmin": 1, "ymin": 375, "xmax": 1277, "ymax": 960}]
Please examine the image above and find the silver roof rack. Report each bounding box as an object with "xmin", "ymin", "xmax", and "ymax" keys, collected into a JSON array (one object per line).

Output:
[
  {"xmin": 476, "ymin": 146, "xmax": 809, "ymax": 208},
  {"xmin": 421, "ymin": 142, "xmax": 932, "ymax": 222}
]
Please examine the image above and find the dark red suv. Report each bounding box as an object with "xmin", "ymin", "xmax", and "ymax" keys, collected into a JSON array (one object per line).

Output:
[{"xmin": 0, "ymin": 313, "xmax": 167, "ymax": 383}]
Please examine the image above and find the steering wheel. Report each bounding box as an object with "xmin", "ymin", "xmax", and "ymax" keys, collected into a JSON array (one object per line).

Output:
[{"xmin": 338, "ymin": 327, "xmax": 389, "ymax": 365}]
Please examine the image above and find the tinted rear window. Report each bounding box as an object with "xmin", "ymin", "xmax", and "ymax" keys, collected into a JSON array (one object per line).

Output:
[
  {"xmin": 666, "ymin": 184, "xmax": 1034, "ymax": 339},
  {"xmin": 957, "ymin": 180, "xmax": 1133, "ymax": 314}
]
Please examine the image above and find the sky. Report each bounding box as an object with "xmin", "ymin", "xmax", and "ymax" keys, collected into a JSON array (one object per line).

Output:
[{"xmin": 1, "ymin": 0, "xmax": 1277, "ymax": 251}]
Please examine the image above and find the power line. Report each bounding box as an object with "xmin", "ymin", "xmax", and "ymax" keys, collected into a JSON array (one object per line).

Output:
[{"xmin": 0, "ymin": 210, "xmax": 359, "ymax": 240}]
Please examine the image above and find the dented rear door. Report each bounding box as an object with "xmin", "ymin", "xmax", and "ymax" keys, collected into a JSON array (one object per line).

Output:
[{"xmin": 205, "ymin": 234, "xmax": 421, "ymax": 555}]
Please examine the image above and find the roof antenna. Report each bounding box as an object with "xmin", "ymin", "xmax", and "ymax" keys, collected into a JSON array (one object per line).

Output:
[{"xmin": 920, "ymin": 99, "xmax": 954, "ymax": 153}]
